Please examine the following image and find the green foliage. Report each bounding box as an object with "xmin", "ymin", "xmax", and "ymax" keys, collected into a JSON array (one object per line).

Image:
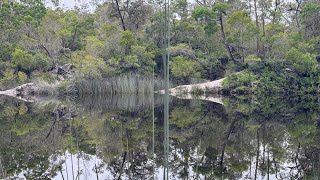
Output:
[
  {"xmin": 170, "ymin": 43, "xmax": 194, "ymax": 58},
  {"xmin": 71, "ymin": 53, "xmax": 110, "ymax": 78},
  {"xmin": 120, "ymin": 30, "xmax": 135, "ymax": 46},
  {"xmin": 170, "ymin": 56, "xmax": 199, "ymax": 81},
  {"xmin": 225, "ymin": 52, "xmax": 319, "ymax": 95},
  {"xmin": 17, "ymin": 71, "xmax": 28, "ymax": 83},
  {"xmin": 244, "ymin": 54, "xmax": 261, "ymax": 65},
  {"xmin": 0, "ymin": 0, "xmax": 318, "ymax": 97},
  {"xmin": 84, "ymin": 36, "xmax": 105, "ymax": 57},
  {"xmin": 223, "ymin": 71, "xmax": 256, "ymax": 94},
  {"xmin": 303, "ymin": 2, "xmax": 320, "ymax": 14},
  {"xmin": 269, "ymin": 32, "xmax": 290, "ymax": 59},
  {"xmin": 192, "ymin": 7, "xmax": 217, "ymax": 34},
  {"xmin": 212, "ymin": 2, "xmax": 231, "ymax": 14},
  {"xmin": 12, "ymin": 48, "xmax": 34, "ymax": 71},
  {"xmin": 0, "ymin": 70, "xmax": 16, "ymax": 88},
  {"xmin": 128, "ymin": 45, "xmax": 155, "ymax": 74},
  {"xmin": 0, "ymin": 0, "xmax": 46, "ymax": 30},
  {"xmin": 192, "ymin": 7, "xmax": 215, "ymax": 20},
  {"xmin": 301, "ymin": 3, "xmax": 320, "ymax": 38},
  {"xmin": 1, "ymin": 1, "xmax": 320, "ymax": 178},
  {"xmin": 286, "ymin": 48, "xmax": 317, "ymax": 75},
  {"xmin": 227, "ymin": 10, "xmax": 251, "ymax": 25},
  {"xmin": 57, "ymin": 11, "xmax": 95, "ymax": 50},
  {"xmin": 257, "ymin": 70, "xmax": 286, "ymax": 93},
  {"xmin": 12, "ymin": 49, "xmax": 49, "ymax": 73}
]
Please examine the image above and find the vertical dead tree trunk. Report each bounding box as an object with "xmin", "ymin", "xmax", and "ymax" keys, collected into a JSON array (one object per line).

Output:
[
  {"xmin": 295, "ymin": 0, "xmax": 302, "ymax": 31},
  {"xmin": 248, "ymin": 0, "xmax": 252, "ymax": 15},
  {"xmin": 220, "ymin": 119, "xmax": 237, "ymax": 172},
  {"xmin": 253, "ymin": 0, "xmax": 260, "ymax": 57},
  {"xmin": 261, "ymin": 1, "xmax": 266, "ymax": 58},
  {"xmin": 114, "ymin": 0, "xmax": 126, "ymax": 31},
  {"xmin": 272, "ymin": 0, "xmax": 280, "ymax": 24},
  {"xmin": 254, "ymin": 128, "xmax": 260, "ymax": 180},
  {"xmin": 218, "ymin": 14, "xmax": 235, "ymax": 62},
  {"xmin": 114, "ymin": 0, "xmax": 129, "ymax": 55}
]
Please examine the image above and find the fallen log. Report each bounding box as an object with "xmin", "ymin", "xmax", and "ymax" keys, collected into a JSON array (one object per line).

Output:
[
  {"xmin": 157, "ymin": 78, "xmax": 225, "ymax": 105},
  {"xmin": 0, "ymin": 83, "xmax": 36, "ymax": 102}
]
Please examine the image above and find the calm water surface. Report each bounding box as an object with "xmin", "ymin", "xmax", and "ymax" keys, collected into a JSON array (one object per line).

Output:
[{"xmin": 0, "ymin": 95, "xmax": 319, "ymax": 179}]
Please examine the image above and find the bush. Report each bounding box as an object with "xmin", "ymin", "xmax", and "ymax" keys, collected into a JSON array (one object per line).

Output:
[
  {"xmin": 286, "ymin": 48, "xmax": 317, "ymax": 75},
  {"xmin": 12, "ymin": 48, "xmax": 34, "ymax": 72},
  {"xmin": 170, "ymin": 56, "xmax": 200, "ymax": 83},
  {"xmin": 224, "ymin": 71, "xmax": 256, "ymax": 89},
  {"xmin": 244, "ymin": 54, "xmax": 261, "ymax": 65},
  {"xmin": 71, "ymin": 53, "xmax": 110, "ymax": 78},
  {"xmin": 12, "ymin": 49, "xmax": 49, "ymax": 74},
  {"xmin": 0, "ymin": 70, "xmax": 15, "ymax": 87},
  {"xmin": 17, "ymin": 71, "xmax": 28, "ymax": 83}
]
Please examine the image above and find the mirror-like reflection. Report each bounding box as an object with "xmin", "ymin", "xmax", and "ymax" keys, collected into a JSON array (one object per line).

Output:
[{"xmin": 0, "ymin": 95, "xmax": 320, "ymax": 179}]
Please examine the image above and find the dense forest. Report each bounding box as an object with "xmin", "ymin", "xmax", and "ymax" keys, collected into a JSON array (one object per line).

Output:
[
  {"xmin": 2, "ymin": 1, "xmax": 320, "ymax": 179},
  {"xmin": 0, "ymin": 0, "xmax": 319, "ymax": 94}
]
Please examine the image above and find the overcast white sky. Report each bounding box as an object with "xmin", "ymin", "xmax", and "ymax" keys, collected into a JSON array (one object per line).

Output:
[
  {"xmin": 59, "ymin": 0, "xmax": 80, "ymax": 8},
  {"xmin": 45, "ymin": 0, "xmax": 98, "ymax": 11}
]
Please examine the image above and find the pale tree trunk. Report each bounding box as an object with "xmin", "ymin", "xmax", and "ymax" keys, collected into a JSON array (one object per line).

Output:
[
  {"xmin": 254, "ymin": 129, "xmax": 260, "ymax": 180},
  {"xmin": 272, "ymin": 0, "xmax": 281, "ymax": 24},
  {"xmin": 254, "ymin": 0, "xmax": 260, "ymax": 57},
  {"xmin": 295, "ymin": 0, "xmax": 302, "ymax": 31},
  {"xmin": 261, "ymin": 0, "xmax": 266, "ymax": 58},
  {"xmin": 249, "ymin": 0, "xmax": 252, "ymax": 15}
]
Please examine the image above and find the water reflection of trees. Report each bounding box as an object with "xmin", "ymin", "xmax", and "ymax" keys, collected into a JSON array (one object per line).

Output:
[{"xmin": 0, "ymin": 96, "xmax": 320, "ymax": 179}]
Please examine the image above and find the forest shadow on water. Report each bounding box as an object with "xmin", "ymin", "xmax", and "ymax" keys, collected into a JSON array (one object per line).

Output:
[{"xmin": 0, "ymin": 94, "xmax": 320, "ymax": 179}]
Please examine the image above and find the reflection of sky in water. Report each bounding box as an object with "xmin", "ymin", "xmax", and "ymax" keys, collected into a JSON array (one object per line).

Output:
[
  {"xmin": 49, "ymin": 151, "xmax": 194, "ymax": 179},
  {"xmin": 50, "ymin": 152, "xmax": 158, "ymax": 179},
  {"xmin": 12, "ymin": 144, "xmax": 298, "ymax": 180},
  {"xmin": 52, "ymin": 152, "xmax": 112, "ymax": 180}
]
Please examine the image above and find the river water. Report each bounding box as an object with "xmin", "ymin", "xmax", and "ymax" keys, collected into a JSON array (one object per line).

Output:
[{"xmin": 0, "ymin": 95, "xmax": 319, "ymax": 179}]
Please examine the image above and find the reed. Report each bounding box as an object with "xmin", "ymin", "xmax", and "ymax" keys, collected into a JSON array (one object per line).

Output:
[{"xmin": 66, "ymin": 73, "xmax": 166, "ymax": 97}]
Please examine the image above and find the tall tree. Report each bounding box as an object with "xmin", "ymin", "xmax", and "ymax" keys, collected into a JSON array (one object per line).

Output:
[
  {"xmin": 253, "ymin": 0, "xmax": 260, "ymax": 56},
  {"xmin": 213, "ymin": 2, "xmax": 236, "ymax": 62}
]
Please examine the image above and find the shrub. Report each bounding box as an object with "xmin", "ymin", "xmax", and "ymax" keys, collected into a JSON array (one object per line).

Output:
[
  {"xmin": 170, "ymin": 56, "xmax": 199, "ymax": 83},
  {"xmin": 12, "ymin": 49, "xmax": 49, "ymax": 73},
  {"xmin": 0, "ymin": 70, "xmax": 15, "ymax": 87},
  {"xmin": 286, "ymin": 48, "xmax": 317, "ymax": 75},
  {"xmin": 244, "ymin": 54, "xmax": 261, "ymax": 65},
  {"xmin": 224, "ymin": 71, "xmax": 256, "ymax": 89},
  {"xmin": 12, "ymin": 48, "xmax": 34, "ymax": 72},
  {"xmin": 17, "ymin": 71, "xmax": 28, "ymax": 83}
]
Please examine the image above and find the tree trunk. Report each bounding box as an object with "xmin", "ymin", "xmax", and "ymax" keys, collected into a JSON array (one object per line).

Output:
[
  {"xmin": 254, "ymin": 0, "xmax": 260, "ymax": 56},
  {"xmin": 272, "ymin": 0, "xmax": 280, "ymax": 24},
  {"xmin": 254, "ymin": 129, "xmax": 260, "ymax": 180},
  {"xmin": 295, "ymin": 0, "xmax": 302, "ymax": 31},
  {"xmin": 261, "ymin": 1, "xmax": 266, "ymax": 58},
  {"xmin": 219, "ymin": 15, "xmax": 235, "ymax": 62},
  {"xmin": 114, "ymin": 0, "xmax": 126, "ymax": 31},
  {"xmin": 220, "ymin": 119, "xmax": 237, "ymax": 171}
]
